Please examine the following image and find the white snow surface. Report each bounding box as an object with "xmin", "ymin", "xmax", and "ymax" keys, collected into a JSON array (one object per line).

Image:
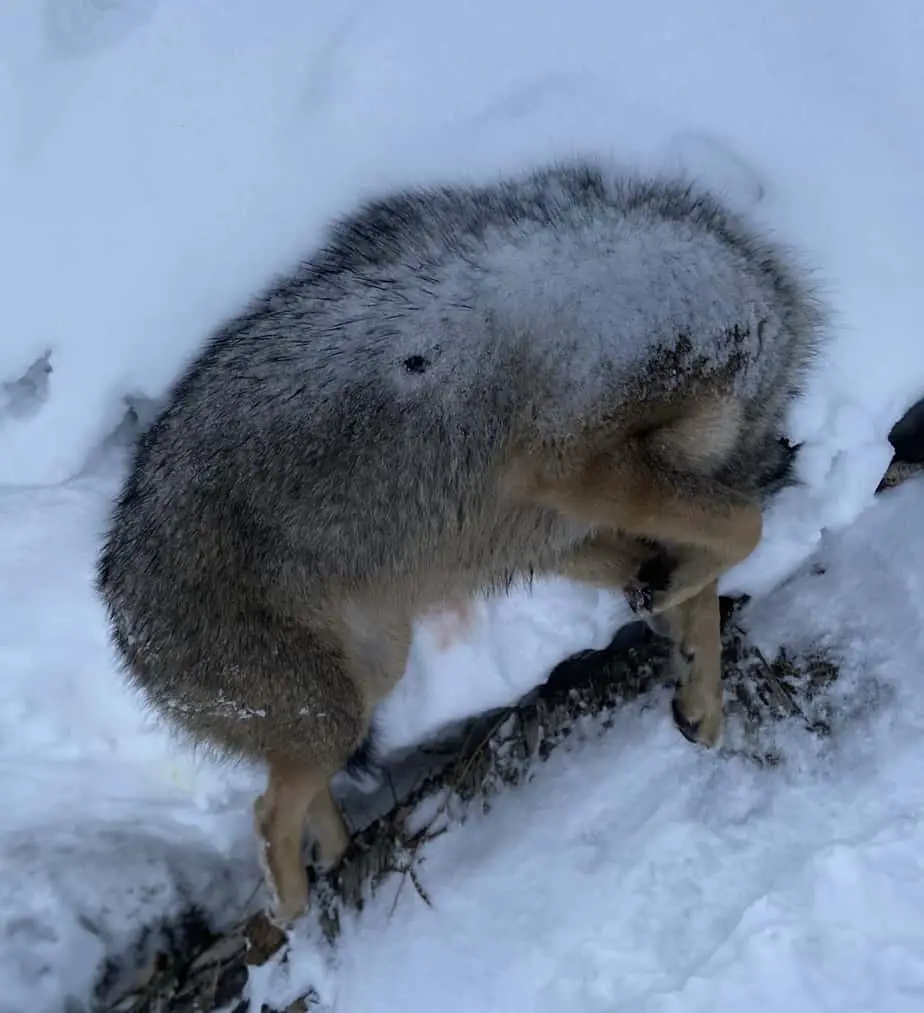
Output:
[{"xmin": 1, "ymin": 0, "xmax": 924, "ymax": 1010}]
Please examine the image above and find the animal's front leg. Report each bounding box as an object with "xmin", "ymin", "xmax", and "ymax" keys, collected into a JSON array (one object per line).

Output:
[{"xmin": 660, "ymin": 580, "xmax": 724, "ymax": 747}]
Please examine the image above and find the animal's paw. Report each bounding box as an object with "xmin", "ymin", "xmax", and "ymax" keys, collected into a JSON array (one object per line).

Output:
[
  {"xmin": 624, "ymin": 547, "xmax": 680, "ymax": 618},
  {"xmin": 625, "ymin": 577, "xmax": 695, "ymax": 619},
  {"xmin": 624, "ymin": 576, "xmax": 654, "ymax": 616},
  {"xmin": 671, "ymin": 682, "xmax": 724, "ymax": 748},
  {"xmin": 625, "ymin": 558, "xmax": 717, "ymax": 619}
]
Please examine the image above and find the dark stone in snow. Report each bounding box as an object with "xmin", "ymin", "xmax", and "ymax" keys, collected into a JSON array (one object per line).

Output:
[{"xmin": 889, "ymin": 394, "xmax": 924, "ymax": 463}]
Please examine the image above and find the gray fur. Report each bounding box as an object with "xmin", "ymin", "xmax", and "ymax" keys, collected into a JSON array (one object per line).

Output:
[{"xmin": 97, "ymin": 158, "xmax": 825, "ymax": 775}]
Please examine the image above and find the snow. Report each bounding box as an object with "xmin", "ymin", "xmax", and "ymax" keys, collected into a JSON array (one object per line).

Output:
[
  {"xmin": 0, "ymin": 476, "xmax": 263, "ymax": 1012},
  {"xmin": 379, "ymin": 581, "xmax": 634, "ymax": 754},
  {"xmin": 1, "ymin": 0, "xmax": 924, "ymax": 1010}
]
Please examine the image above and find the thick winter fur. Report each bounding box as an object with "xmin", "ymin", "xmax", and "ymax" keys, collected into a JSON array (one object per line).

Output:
[{"xmin": 97, "ymin": 160, "xmax": 825, "ymax": 921}]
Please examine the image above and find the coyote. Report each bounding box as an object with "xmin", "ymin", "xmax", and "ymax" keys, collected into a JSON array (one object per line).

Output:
[{"xmin": 96, "ymin": 160, "xmax": 824, "ymax": 921}]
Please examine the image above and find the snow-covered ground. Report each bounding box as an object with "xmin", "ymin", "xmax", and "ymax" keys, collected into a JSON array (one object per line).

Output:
[{"xmin": 2, "ymin": 1, "xmax": 924, "ymax": 1010}]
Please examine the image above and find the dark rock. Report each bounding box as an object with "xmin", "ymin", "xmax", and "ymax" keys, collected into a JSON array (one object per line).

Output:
[{"xmin": 889, "ymin": 394, "xmax": 924, "ymax": 463}]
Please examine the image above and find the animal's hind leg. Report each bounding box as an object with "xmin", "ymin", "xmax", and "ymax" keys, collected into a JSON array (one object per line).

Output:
[
  {"xmin": 560, "ymin": 535, "xmax": 682, "ymax": 639},
  {"xmin": 556, "ymin": 531, "xmax": 659, "ymax": 589},
  {"xmin": 211, "ymin": 624, "xmax": 377, "ymax": 925},
  {"xmin": 518, "ymin": 447, "xmax": 762, "ymax": 616},
  {"xmin": 557, "ymin": 537, "xmax": 724, "ymax": 747},
  {"xmin": 254, "ymin": 760, "xmax": 341, "ymax": 924}
]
